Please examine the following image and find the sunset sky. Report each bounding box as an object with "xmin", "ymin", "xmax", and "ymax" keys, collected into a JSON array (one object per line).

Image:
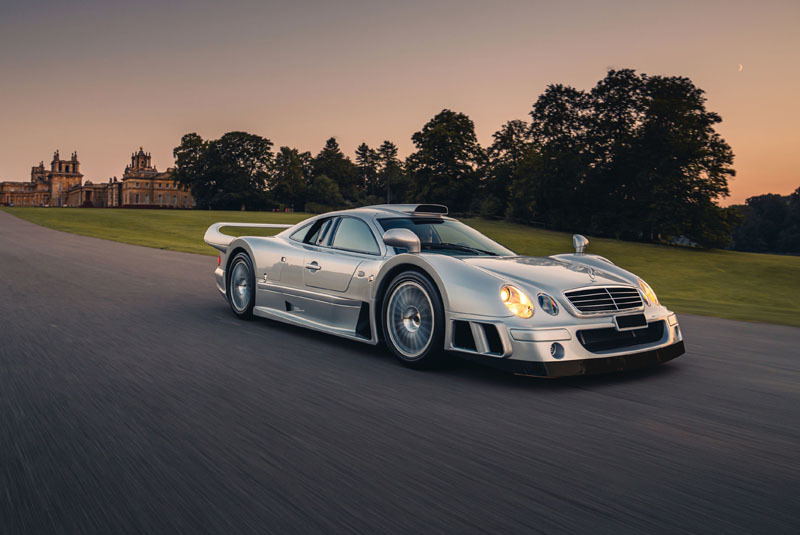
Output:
[{"xmin": 1, "ymin": 0, "xmax": 798, "ymax": 204}]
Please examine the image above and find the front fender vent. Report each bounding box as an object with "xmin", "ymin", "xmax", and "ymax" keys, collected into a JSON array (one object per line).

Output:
[
  {"xmin": 452, "ymin": 320, "xmax": 505, "ymax": 356},
  {"xmin": 481, "ymin": 323, "xmax": 504, "ymax": 355},
  {"xmin": 453, "ymin": 320, "xmax": 477, "ymax": 351}
]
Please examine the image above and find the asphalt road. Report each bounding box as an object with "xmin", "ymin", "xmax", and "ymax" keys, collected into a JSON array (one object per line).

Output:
[{"xmin": 1, "ymin": 211, "xmax": 798, "ymax": 534}]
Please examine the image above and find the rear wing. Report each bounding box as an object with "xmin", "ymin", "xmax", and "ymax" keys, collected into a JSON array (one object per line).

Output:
[{"xmin": 204, "ymin": 222, "xmax": 294, "ymax": 253}]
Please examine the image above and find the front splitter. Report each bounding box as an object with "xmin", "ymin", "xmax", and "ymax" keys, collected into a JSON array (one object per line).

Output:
[{"xmin": 458, "ymin": 341, "xmax": 686, "ymax": 378}]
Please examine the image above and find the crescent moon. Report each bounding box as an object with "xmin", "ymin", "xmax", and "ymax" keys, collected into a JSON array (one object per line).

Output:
[{"xmin": 738, "ymin": 64, "xmax": 743, "ymax": 72}]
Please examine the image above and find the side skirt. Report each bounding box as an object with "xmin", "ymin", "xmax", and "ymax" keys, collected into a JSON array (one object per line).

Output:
[{"xmin": 253, "ymin": 305, "xmax": 378, "ymax": 345}]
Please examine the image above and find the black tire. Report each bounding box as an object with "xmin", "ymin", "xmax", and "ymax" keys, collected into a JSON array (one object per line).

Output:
[
  {"xmin": 226, "ymin": 252, "xmax": 255, "ymax": 319},
  {"xmin": 381, "ymin": 271, "xmax": 446, "ymax": 369}
]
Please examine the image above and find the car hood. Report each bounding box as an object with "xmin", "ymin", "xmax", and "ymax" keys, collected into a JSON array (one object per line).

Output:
[{"xmin": 461, "ymin": 256, "xmax": 633, "ymax": 294}]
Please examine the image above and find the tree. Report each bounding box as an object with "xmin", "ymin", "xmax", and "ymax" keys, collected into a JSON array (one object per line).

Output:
[
  {"xmin": 406, "ymin": 109, "xmax": 484, "ymax": 212},
  {"xmin": 173, "ymin": 131, "xmax": 273, "ymax": 210},
  {"xmin": 173, "ymin": 133, "xmax": 209, "ymax": 203},
  {"xmin": 377, "ymin": 140, "xmax": 405, "ymax": 203},
  {"xmin": 509, "ymin": 84, "xmax": 589, "ymax": 227},
  {"xmin": 313, "ymin": 138, "xmax": 360, "ymax": 203},
  {"xmin": 777, "ymin": 187, "xmax": 800, "ymax": 252},
  {"xmin": 630, "ymin": 74, "xmax": 735, "ymax": 243},
  {"xmin": 355, "ymin": 143, "xmax": 379, "ymax": 197},
  {"xmin": 731, "ymin": 190, "xmax": 800, "ymax": 253},
  {"xmin": 306, "ymin": 174, "xmax": 345, "ymax": 212},
  {"xmin": 583, "ymin": 69, "xmax": 647, "ymax": 234},
  {"xmin": 511, "ymin": 70, "xmax": 737, "ymax": 246},
  {"xmin": 270, "ymin": 146, "xmax": 312, "ymax": 210},
  {"xmin": 485, "ymin": 119, "xmax": 531, "ymax": 216}
]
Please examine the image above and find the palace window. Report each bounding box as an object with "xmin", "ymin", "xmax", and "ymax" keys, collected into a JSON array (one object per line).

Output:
[
  {"xmin": 135, "ymin": 182, "xmax": 139, "ymax": 187},
  {"xmin": 173, "ymin": 195, "xmax": 177, "ymax": 204},
  {"xmin": 135, "ymin": 193, "xmax": 139, "ymax": 203}
]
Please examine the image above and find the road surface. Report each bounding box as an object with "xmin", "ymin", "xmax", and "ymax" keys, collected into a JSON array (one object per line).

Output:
[{"xmin": 1, "ymin": 211, "xmax": 798, "ymax": 534}]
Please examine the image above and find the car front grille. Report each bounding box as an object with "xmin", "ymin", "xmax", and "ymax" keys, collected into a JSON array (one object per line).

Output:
[{"xmin": 564, "ymin": 286, "xmax": 643, "ymax": 315}]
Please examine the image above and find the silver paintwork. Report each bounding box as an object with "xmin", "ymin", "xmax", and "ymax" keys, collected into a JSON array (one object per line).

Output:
[
  {"xmin": 382, "ymin": 228, "xmax": 421, "ymax": 254},
  {"xmin": 573, "ymin": 234, "xmax": 589, "ymax": 254},
  {"xmin": 205, "ymin": 204, "xmax": 682, "ymax": 371}
]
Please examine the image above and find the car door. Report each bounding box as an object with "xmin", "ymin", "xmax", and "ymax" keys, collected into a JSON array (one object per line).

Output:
[
  {"xmin": 300, "ymin": 216, "xmax": 382, "ymax": 329},
  {"xmin": 254, "ymin": 219, "xmax": 319, "ymax": 312},
  {"xmin": 303, "ymin": 217, "xmax": 366, "ymax": 293}
]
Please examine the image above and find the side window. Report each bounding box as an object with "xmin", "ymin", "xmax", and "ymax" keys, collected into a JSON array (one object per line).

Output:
[
  {"xmin": 289, "ymin": 222, "xmax": 313, "ymax": 242},
  {"xmin": 331, "ymin": 217, "xmax": 380, "ymax": 255},
  {"xmin": 302, "ymin": 218, "xmax": 334, "ymax": 246}
]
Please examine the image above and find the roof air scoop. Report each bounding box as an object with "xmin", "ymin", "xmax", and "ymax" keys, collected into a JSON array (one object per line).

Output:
[{"xmin": 413, "ymin": 204, "xmax": 448, "ymax": 215}]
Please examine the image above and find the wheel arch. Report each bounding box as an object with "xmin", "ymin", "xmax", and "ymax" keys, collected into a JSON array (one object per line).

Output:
[
  {"xmin": 371, "ymin": 256, "xmax": 449, "ymax": 343},
  {"xmin": 223, "ymin": 238, "xmax": 259, "ymax": 284}
]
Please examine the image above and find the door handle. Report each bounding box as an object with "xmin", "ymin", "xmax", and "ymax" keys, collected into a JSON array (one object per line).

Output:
[{"xmin": 305, "ymin": 261, "xmax": 321, "ymax": 272}]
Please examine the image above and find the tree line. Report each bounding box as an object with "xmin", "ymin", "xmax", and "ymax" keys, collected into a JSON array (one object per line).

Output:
[
  {"xmin": 173, "ymin": 68, "xmax": 792, "ymax": 250},
  {"xmin": 730, "ymin": 188, "xmax": 800, "ymax": 253}
]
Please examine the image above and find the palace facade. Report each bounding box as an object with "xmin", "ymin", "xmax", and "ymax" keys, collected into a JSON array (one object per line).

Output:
[
  {"xmin": 0, "ymin": 147, "xmax": 194, "ymax": 209},
  {"xmin": 114, "ymin": 148, "xmax": 194, "ymax": 208},
  {"xmin": 0, "ymin": 151, "xmax": 83, "ymax": 207}
]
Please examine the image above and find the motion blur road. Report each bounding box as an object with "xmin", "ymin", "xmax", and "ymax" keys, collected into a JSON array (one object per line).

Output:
[{"xmin": 1, "ymin": 211, "xmax": 798, "ymax": 534}]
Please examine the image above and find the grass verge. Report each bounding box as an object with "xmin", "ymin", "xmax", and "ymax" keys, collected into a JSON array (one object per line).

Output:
[{"xmin": 3, "ymin": 207, "xmax": 799, "ymax": 327}]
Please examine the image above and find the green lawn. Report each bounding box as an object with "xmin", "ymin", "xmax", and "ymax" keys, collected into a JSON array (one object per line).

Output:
[
  {"xmin": 3, "ymin": 207, "xmax": 799, "ymax": 327},
  {"xmin": 1, "ymin": 207, "xmax": 307, "ymax": 255}
]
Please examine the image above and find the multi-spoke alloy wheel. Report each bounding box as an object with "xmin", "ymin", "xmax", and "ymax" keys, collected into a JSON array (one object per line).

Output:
[
  {"xmin": 227, "ymin": 252, "xmax": 255, "ymax": 319},
  {"xmin": 382, "ymin": 271, "xmax": 445, "ymax": 368}
]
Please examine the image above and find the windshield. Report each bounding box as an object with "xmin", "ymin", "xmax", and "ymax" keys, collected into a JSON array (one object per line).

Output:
[{"xmin": 378, "ymin": 218, "xmax": 514, "ymax": 257}]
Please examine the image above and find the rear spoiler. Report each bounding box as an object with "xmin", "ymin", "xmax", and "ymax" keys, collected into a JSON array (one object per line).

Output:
[{"xmin": 204, "ymin": 222, "xmax": 293, "ymax": 253}]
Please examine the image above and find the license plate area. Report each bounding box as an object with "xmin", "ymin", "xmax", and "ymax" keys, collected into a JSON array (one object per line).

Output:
[{"xmin": 614, "ymin": 313, "xmax": 647, "ymax": 331}]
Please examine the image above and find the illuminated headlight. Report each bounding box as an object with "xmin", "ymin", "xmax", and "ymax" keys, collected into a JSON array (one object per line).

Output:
[
  {"xmin": 537, "ymin": 293, "xmax": 559, "ymax": 316},
  {"xmin": 500, "ymin": 285, "xmax": 534, "ymax": 318},
  {"xmin": 637, "ymin": 278, "xmax": 659, "ymax": 306}
]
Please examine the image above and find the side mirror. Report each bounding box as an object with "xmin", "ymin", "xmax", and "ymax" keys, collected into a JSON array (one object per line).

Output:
[
  {"xmin": 573, "ymin": 234, "xmax": 589, "ymax": 254},
  {"xmin": 383, "ymin": 228, "xmax": 421, "ymax": 254}
]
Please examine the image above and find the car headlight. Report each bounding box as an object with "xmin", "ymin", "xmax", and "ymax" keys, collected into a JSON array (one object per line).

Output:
[
  {"xmin": 500, "ymin": 285, "xmax": 534, "ymax": 318},
  {"xmin": 537, "ymin": 293, "xmax": 559, "ymax": 316},
  {"xmin": 637, "ymin": 278, "xmax": 659, "ymax": 306}
]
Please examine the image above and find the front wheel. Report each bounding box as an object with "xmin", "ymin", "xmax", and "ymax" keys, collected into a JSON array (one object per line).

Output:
[
  {"xmin": 227, "ymin": 252, "xmax": 255, "ymax": 319},
  {"xmin": 382, "ymin": 271, "xmax": 446, "ymax": 369}
]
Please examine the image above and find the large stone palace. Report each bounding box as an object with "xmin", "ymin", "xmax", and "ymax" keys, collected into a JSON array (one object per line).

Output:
[
  {"xmin": 0, "ymin": 147, "xmax": 194, "ymax": 209},
  {"xmin": 0, "ymin": 151, "xmax": 82, "ymax": 207}
]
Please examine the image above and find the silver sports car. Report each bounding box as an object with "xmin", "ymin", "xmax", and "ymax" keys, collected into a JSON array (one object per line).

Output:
[{"xmin": 204, "ymin": 204, "xmax": 685, "ymax": 376}]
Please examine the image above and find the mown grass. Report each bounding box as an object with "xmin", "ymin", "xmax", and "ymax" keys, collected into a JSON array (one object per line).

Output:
[
  {"xmin": 3, "ymin": 207, "xmax": 799, "ymax": 327},
  {"xmin": 1, "ymin": 207, "xmax": 307, "ymax": 255}
]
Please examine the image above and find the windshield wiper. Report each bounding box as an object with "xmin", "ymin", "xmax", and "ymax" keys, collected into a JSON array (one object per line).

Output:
[{"xmin": 421, "ymin": 243, "xmax": 498, "ymax": 256}]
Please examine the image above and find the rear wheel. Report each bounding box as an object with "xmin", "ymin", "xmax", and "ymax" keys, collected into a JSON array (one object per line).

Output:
[
  {"xmin": 382, "ymin": 271, "xmax": 445, "ymax": 369},
  {"xmin": 227, "ymin": 252, "xmax": 255, "ymax": 319}
]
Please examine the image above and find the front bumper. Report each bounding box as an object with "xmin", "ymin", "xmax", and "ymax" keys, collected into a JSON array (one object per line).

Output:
[
  {"xmin": 445, "ymin": 309, "xmax": 685, "ymax": 377},
  {"xmin": 460, "ymin": 340, "xmax": 685, "ymax": 377}
]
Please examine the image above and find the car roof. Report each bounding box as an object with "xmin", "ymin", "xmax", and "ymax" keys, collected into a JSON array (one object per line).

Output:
[{"xmin": 333, "ymin": 204, "xmax": 451, "ymax": 219}]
